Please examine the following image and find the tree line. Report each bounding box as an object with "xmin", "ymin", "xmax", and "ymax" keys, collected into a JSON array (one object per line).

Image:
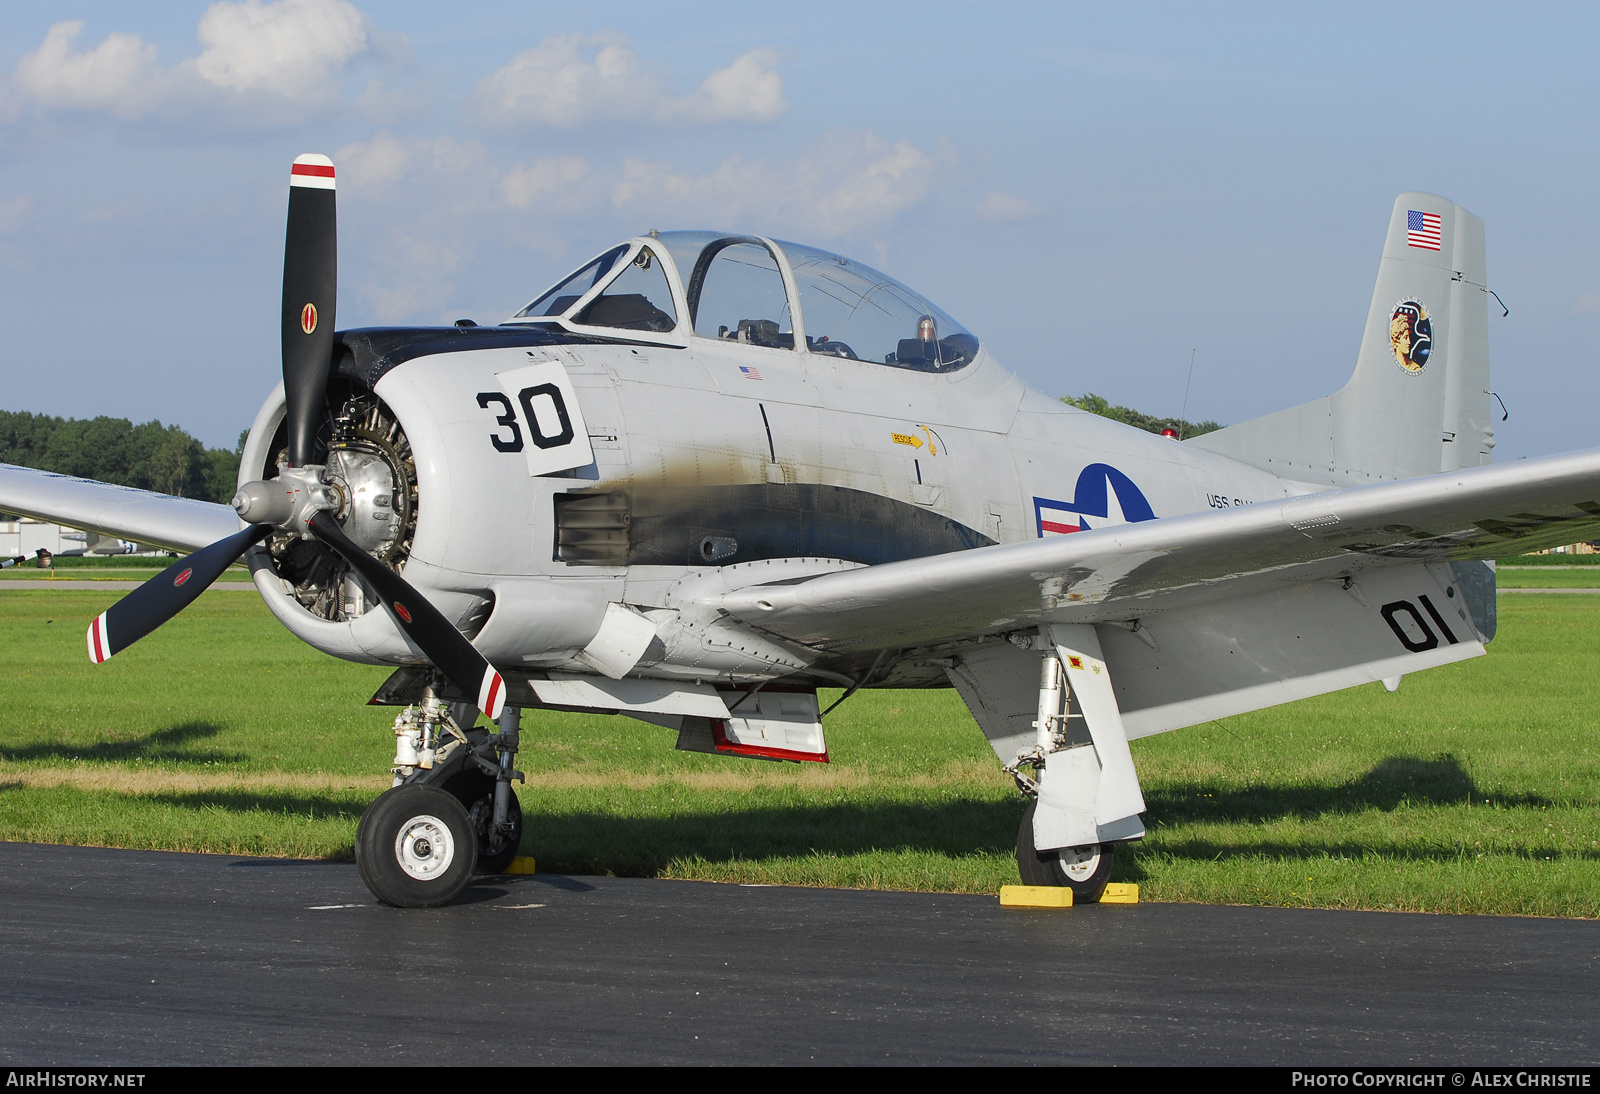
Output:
[
  {"xmin": 1060, "ymin": 393, "xmax": 1222, "ymax": 439},
  {"xmin": 0, "ymin": 411, "xmax": 242, "ymax": 504}
]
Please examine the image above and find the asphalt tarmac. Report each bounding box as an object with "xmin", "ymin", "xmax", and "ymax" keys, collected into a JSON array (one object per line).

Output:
[{"xmin": 3, "ymin": 842, "xmax": 1597, "ymax": 1066}]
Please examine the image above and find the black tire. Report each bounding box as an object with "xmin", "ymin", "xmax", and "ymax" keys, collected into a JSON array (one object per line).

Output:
[
  {"xmin": 442, "ymin": 769, "xmax": 524, "ymax": 875},
  {"xmin": 355, "ymin": 784, "xmax": 478, "ymax": 908},
  {"xmin": 1015, "ymin": 799, "xmax": 1115, "ymax": 903}
]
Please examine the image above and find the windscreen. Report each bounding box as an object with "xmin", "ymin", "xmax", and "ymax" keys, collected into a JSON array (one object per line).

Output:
[
  {"xmin": 515, "ymin": 245, "xmax": 628, "ymax": 318},
  {"xmin": 781, "ymin": 242, "xmax": 978, "ymax": 372}
]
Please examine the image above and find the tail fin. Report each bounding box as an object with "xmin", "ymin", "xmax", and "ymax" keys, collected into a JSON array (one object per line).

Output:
[{"xmin": 1190, "ymin": 193, "xmax": 1495, "ymax": 484}]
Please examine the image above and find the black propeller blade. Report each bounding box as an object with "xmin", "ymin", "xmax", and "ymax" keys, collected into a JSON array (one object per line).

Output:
[
  {"xmin": 86, "ymin": 524, "xmax": 271, "ymax": 664},
  {"xmin": 282, "ymin": 153, "xmax": 337, "ymax": 467},
  {"xmin": 88, "ymin": 151, "xmax": 506, "ymax": 722},
  {"xmin": 309, "ymin": 511, "xmax": 506, "ymax": 719}
]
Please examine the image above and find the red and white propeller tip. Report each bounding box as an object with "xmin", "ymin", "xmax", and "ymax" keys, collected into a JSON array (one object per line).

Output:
[
  {"xmin": 289, "ymin": 153, "xmax": 336, "ymax": 190},
  {"xmin": 478, "ymin": 670, "xmax": 507, "ymax": 721},
  {"xmin": 87, "ymin": 612, "xmax": 111, "ymax": 664}
]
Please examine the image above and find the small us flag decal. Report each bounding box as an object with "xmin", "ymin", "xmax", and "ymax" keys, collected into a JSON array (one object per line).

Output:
[
  {"xmin": 1407, "ymin": 210, "xmax": 1442, "ymax": 251},
  {"xmin": 739, "ymin": 365, "xmax": 763, "ymax": 380}
]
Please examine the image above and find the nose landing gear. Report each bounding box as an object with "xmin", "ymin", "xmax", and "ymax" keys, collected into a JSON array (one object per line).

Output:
[
  {"xmin": 356, "ymin": 693, "xmax": 526, "ymax": 908},
  {"xmin": 356, "ymin": 785, "xmax": 478, "ymax": 908}
]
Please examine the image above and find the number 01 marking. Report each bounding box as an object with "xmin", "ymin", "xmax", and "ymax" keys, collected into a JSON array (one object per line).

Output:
[
  {"xmin": 1381, "ymin": 595, "xmax": 1460, "ymax": 652},
  {"xmin": 476, "ymin": 386, "xmax": 575, "ymax": 453}
]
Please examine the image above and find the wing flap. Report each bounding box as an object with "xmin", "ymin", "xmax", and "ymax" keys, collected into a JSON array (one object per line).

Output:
[
  {"xmin": 0, "ymin": 464, "xmax": 239, "ymax": 554},
  {"xmin": 714, "ymin": 447, "xmax": 1600, "ymax": 651}
]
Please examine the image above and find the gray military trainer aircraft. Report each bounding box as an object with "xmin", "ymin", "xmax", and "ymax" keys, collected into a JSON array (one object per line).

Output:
[{"xmin": 3, "ymin": 155, "xmax": 1595, "ymax": 908}]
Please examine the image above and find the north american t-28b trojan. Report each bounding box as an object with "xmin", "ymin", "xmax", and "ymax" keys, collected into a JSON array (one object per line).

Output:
[{"xmin": 5, "ymin": 156, "xmax": 1597, "ymax": 907}]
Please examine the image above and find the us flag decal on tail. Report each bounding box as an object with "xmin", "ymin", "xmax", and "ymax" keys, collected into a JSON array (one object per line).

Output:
[{"xmin": 1407, "ymin": 210, "xmax": 1442, "ymax": 251}]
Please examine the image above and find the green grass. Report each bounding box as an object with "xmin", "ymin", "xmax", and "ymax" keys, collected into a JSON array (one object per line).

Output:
[
  {"xmin": 0, "ymin": 555, "xmax": 248, "ymax": 580},
  {"xmin": 1498, "ymin": 568, "xmax": 1600, "ymax": 587},
  {"xmin": 3, "ymin": 588, "xmax": 1600, "ymax": 916}
]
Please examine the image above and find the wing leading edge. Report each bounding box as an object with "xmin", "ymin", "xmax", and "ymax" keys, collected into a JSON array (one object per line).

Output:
[
  {"xmin": 0, "ymin": 464, "xmax": 240, "ymax": 554},
  {"xmin": 713, "ymin": 446, "xmax": 1600, "ymax": 652}
]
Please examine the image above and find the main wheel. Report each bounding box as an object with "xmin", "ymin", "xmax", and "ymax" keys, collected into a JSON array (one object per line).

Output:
[
  {"xmin": 356, "ymin": 784, "xmax": 478, "ymax": 908},
  {"xmin": 442, "ymin": 769, "xmax": 524, "ymax": 875},
  {"xmin": 1016, "ymin": 799, "xmax": 1115, "ymax": 902}
]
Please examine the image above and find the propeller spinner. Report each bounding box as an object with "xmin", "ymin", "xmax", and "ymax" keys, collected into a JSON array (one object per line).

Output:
[{"xmin": 86, "ymin": 155, "xmax": 506, "ymax": 721}]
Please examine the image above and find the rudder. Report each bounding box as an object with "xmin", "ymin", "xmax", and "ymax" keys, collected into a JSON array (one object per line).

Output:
[{"xmin": 1190, "ymin": 193, "xmax": 1495, "ymax": 484}]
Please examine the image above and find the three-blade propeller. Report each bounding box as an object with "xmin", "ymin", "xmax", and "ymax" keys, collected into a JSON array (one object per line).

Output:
[{"xmin": 86, "ymin": 154, "xmax": 506, "ymax": 721}]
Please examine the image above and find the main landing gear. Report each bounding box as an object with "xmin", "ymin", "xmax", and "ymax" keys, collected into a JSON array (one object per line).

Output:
[
  {"xmin": 1015, "ymin": 799, "xmax": 1115, "ymax": 903},
  {"xmin": 1003, "ymin": 624, "xmax": 1145, "ymax": 904},
  {"xmin": 355, "ymin": 693, "xmax": 525, "ymax": 908}
]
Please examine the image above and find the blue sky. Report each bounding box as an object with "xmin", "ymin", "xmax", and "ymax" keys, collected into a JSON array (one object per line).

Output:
[{"xmin": 0, "ymin": 1, "xmax": 1596, "ymax": 458}]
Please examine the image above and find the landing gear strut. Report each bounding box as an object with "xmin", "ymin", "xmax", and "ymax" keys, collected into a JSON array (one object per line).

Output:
[
  {"xmin": 442, "ymin": 707, "xmax": 524, "ymax": 876},
  {"xmin": 355, "ymin": 690, "xmax": 525, "ymax": 907}
]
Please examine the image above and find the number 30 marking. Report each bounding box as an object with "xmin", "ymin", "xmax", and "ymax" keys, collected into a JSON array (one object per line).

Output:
[
  {"xmin": 476, "ymin": 393, "xmax": 523, "ymax": 452},
  {"xmin": 477, "ymin": 386, "xmax": 576, "ymax": 453},
  {"xmin": 516, "ymin": 383, "xmax": 575, "ymax": 450}
]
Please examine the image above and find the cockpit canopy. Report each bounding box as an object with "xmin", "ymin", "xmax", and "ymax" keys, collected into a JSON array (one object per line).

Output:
[{"xmin": 509, "ymin": 231, "xmax": 979, "ymax": 373}]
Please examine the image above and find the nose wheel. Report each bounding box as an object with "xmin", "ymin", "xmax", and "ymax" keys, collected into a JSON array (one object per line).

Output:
[
  {"xmin": 1015, "ymin": 799, "xmax": 1115, "ymax": 902},
  {"xmin": 356, "ymin": 785, "xmax": 478, "ymax": 908}
]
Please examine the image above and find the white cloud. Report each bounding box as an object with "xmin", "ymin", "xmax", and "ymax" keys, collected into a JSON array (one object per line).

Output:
[
  {"xmin": 667, "ymin": 48, "xmax": 787, "ymax": 123},
  {"xmin": 12, "ymin": 21, "xmax": 165, "ymax": 118},
  {"xmin": 8, "ymin": 1, "xmax": 379, "ymax": 123},
  {"xmin": 334, "ymin": 130, "xmax": 412, "ymax": 190},
  {"xmin": 315, "ymin": 127, "xmax": 947, "ymax": 324},
  {"xmin": 332, "ymin": 131, "xmax": 505, "ymax": 321},
  {"xmin": 502, "ymin": 156, "xmax": 592, "ymax": 210},
  {"xmin": 977, "ymin": 191, "xmax": 1041, "ymax": 222},
  {"xmin": 611, "ymin": 130, "xmax": 940, "ymax": 239},
  {"xmin": 473, "ymin": 32, "xmax": 661, "ymax": 128},
  {"xmin": 334, "ymin": 131, "xmax": 490, "ymax": 195},
  {"xmin": 192, "ymin": 0, "xmax": 370, "ymax": 98},
  {"xmin": 1573, "ymin": 294, "xmax": 1600, "ymax": 315},
  {"xmin": 473, "ymin": 34, "xmax": 786, "ymax": 129}
]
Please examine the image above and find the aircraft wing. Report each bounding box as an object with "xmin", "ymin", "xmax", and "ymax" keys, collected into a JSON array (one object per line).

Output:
[
  {"xmin": 0, "ymin": 464, "xmax": 240, "ymax": 554},
  {"xmin": 714, "ymin": 447, "xmax": 1600, "ymax": 652}
]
